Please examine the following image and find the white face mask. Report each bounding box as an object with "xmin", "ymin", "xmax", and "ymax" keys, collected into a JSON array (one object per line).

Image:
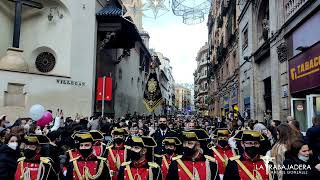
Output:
[
  {"xmin": 298, "ymin": 155, "xmax": 309, "ymax": 162},
  {"xmin": 35, "ymin": 130, "xmax": 42, "ymax": 135},
  {"xmin": 8, "ymin": 142, "xmax": 18, "ymax": 150},
  {"xmin": 229, "ymin": 138, "xmax": 237, "ymax": 149}
]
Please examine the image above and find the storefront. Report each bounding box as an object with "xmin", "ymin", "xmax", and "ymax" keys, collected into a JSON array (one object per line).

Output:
[{"xmin": 289, "ymin": 41, "xmax": 320, "ymax": 132}]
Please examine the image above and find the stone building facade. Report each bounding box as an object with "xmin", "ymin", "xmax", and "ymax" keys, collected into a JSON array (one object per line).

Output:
[
  {"xmin": 0, "ymin": 0, "xmax": 156, "ymax": 120},
  {"xmin": 207, "ymin": 0, "xmax": 240, "ymax": 118},
  {"xmin": 236, "ymin": 0, "xmax": 320, "ymax": 127},
  {"xmin": 175, "ymin": 85, "xmax": 192, "ymax": 114},
  {"xmin": 194, "ymin": 43, "xmax": 209, "ymax": 116}
]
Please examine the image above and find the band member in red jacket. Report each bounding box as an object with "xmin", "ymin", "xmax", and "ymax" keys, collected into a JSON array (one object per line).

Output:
[
  {"xmin": 15, "ymin": 134, "xmax": 57, "ymax": 180},
  {"xmin": 224, "ymin": 130, "xmax": 277, "ymax": 180},
  {"xmin": 66, "ymin": 131, "xmax": 110, "ymax": 180},
  {"xmin": 210, "ymin": 128, "xmax": 237, "ymax": 178},
  {"xmin": 155, "ymin": 137, "xmax": 181, "ymax": 180},
  {"xmin": 118, "ymin": 136, "xmax": 162, "ymax": 180},
  {"xmin": 167, "ymin": 129, "xmax": 219, "ymax": 180},
  {"xmin": 90, "ymin": 130, "xmax": 108, "ymax": 157},
  {"xmin": 107, "ymin": 128, "xmax": 129, "ymax": 180}
]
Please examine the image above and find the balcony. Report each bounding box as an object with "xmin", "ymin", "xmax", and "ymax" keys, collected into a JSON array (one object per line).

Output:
[
  {"xmin": 198, "ymin": 74, "xmax": 207, "ymax": 82},
  {"xmin": 285, "ymin": 0, "xmax": 308, "ymax": 21}
]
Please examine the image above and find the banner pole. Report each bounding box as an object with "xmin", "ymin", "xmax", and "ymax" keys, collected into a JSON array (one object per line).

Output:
[
  {"xmin": 102, "ymin": 76, "xmax": 106, "ymax": 118},
  {"xmin": 152, "ymin": 110, "xmax": 155, "ymax": 129}
]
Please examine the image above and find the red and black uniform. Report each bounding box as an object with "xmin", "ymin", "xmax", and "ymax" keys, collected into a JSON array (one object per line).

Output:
[
  {"xmin": 15, "ymin": 154, "xmax": 56, "ymax": 180},
  {"xmin": 155, "ymin": 154, "xmax": 175, "ymax": 180},
  {"xmin": 117, "ymin": 160, "xmax": 162, "ymax": 180},
  {"xmin": 166, "ymin": 154, "xmax": 219, "ymax": 180},
  {"xmin": 93, "ymin": 141, "xmax": 108, "ymax": 157},
  {"xmin": 223, "ymin": 153, "xmax": 271, "ymax": 180},
  {"xmin": 66, "ymin": 149, "xmax": 110, "ymax": 180},
  {"xmin": 107, "ymin": 144, "xmax": 127, "ymax": 180},
  {"xmin": 211, "ymin": 145, "xmax": 235, "ymax": 174}
]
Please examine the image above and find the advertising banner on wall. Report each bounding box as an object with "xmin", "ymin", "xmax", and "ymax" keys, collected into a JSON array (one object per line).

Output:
[{"xmin": 289, "ymin": 41, "xmax": 320, "ymax": 93}]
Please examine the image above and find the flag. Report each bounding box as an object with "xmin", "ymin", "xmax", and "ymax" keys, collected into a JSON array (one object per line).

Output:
[
  {"xmin": 143, "ymin": 71, "xmax": 163, "ymax": 112},
  {"xmin": 96, "ymin": 77, "xmax": 112, "ymax": 101}
]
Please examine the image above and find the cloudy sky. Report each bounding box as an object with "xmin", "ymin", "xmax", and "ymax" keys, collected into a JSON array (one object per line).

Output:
[{"xmin": 142, "ymin": 8, "xmax": 208, "ymax": 84}]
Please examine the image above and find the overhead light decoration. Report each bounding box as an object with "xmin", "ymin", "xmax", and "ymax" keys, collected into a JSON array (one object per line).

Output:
[
  {"xmin": 121, "ymin": 0, "xmax": 211, "ymax": 24},
  {"xmin": 122, "ymin": 0, "xmax": 145, "ymax": 20},
  {"xmin": 144, "ymin": 0, "xmax": 169, "ymax": 19},
  {"xmin": 172, "ymin": 0, "xmax": 211, "ymax": 25}
]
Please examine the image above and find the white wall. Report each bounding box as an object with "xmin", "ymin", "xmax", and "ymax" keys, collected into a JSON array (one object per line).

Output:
[
  {"xmin": 0, "ymin": 1, "xmax": 13, "ymax": 58},
  {"xmin": 0, "ymin": 0, "xmax": 98, "ymax": 121}
]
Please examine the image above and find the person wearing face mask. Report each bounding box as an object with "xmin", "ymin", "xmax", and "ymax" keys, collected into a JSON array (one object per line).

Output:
[
  {"xmin": 224, "ymin": 130, "xmax": 277, "ymax": 180},
  {"xmin": 107, "ymin": 128, "xmax": 129, "ymax": 180},
  {"xmin": 210, "ymin": 128, "xmax": 237, "ymax": 179},
  {"xmin": 118, "ymin": 136, "xmax": 162, "ymax": 180},
  {"xmin": 66, "ymin": 131, "xmax": 110, "ymax": 180},
  {"xmin": 14, "ymin": 134, "xmax": 57, "ymax": 180},
  {"xmin": 153, "ymin": 115, "xmax": 177, "ymax": 155},
  {"xmin": 90, "ymin": 130, "xmax": 108, "ymax": 157},
  {"xmin": 0, "ymin": 133, "xmax": 20, "ymax": 180},
  {"xmin": 154, "ymin": 137, "xmax": 181, "ymax": 180},
  {"xmin": 283, "ymin": 139, "xmax": 320, "ymax": 180},
  {"xmin": 167, "ymin": 129, "xmax": 219, "ymax": 180}
]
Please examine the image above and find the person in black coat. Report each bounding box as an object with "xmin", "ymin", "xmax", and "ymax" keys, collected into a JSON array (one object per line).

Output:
[
  {"xmin": 0, "ymin": 133, "xmax": 20, "ymax": 180},
  {"xmin": 283, "ymin": 139, "xmax": 320, "ymax": 180},
  {"xmin": 152, "ymin": 115, "xmax": 177, "ymax": 155},
  {"xmin": 305, "ymin": 116, "xmax": 320, "ymax": 164}
]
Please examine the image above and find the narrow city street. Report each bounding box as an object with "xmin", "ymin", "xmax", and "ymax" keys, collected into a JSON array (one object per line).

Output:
[{"xmin": 0, "ymin": 0, "xmax": 320, "ymax": 180}]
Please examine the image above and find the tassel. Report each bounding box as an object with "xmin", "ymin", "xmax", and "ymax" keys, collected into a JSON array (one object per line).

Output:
[
  {"xmin": 205, "ymin": 160, "xmax": 212, "ymax": 180},
  {"xmin": 116, "ymin": 154, "xmax": 121, "ymax": 170},
  {"xmin": 192, "ymin": 166, "xmax": 200, "ymax": 180},
  {"xmin": 149, "ymin": 167, "xmax": 153, "ymax": 180}
]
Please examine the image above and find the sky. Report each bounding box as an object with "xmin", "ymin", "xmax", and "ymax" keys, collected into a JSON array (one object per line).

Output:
[{"xmin": 142, "ymin": 6, "xmax": 208, "ymax": 84}]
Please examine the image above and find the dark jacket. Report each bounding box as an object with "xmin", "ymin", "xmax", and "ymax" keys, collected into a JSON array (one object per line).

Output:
[
  {"xmin": 152, "ymin": 128, "xmax": 177, "ymax": 155},
  {"xmin": 306, "ymin": 124, "xmax": 320, "ymax": 160},
  {"xmin": 0, "ymin": 144, "xmax": 20, "ymax": 180},
  {"xmin": 283, "ymin": 155, "xmax": 320, "ymax": 180}
]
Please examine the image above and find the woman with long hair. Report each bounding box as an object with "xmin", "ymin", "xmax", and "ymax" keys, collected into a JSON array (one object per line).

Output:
[
  {"xmin": 268, "ymin": 123, "xmax": 298, "ymax": 179},
  {"xmin": 283, "ymin": 139, "xmax": 320, "ymax": 179}
]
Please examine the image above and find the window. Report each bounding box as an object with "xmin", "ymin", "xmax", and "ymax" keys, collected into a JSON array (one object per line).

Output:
[
  {"xmin": 4, "ymin": 83, "xmax": 26, "ymax": 107},
  {"xmin": 242, "ymin": 27, "xmax": 248, "ymax": 50}
]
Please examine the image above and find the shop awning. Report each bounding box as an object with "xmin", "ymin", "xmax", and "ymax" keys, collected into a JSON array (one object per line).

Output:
[{"xmin": 96, "ymin": 2, "xmax": 142, "ymax": 49}]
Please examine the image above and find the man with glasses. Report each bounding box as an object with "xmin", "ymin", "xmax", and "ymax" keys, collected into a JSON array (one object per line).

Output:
[{"xmin": 224, "ymin": 130, "xmax": 277, "ymax": 180}]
